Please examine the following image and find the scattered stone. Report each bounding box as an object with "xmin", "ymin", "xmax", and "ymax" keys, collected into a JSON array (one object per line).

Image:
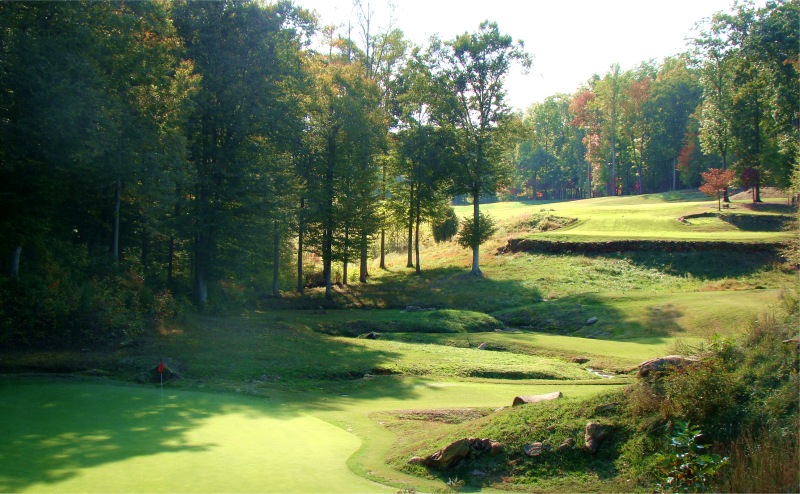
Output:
[
  {"xmin": 637, "ymin": 355, "xmax": 699, "ymax": 378},
  {"xmin": 558, "ymin": 437, "xmax": 575, "ymax": 451},
  {"xmin": 572, "ymin": 356, "xmax": 590, "ymax": 364},
  {"xmin": 585, "ymin": 422, "xmax": 608, "ymax": 454},
  {"xmin": 512, "ymin": 391, "xmax": 562, "ymax": 407},
  {"xmin": 417, "ymin": 437, "xmax": 503, "ymax": 469},
  {"xmin": 586, "ymin": 317, "xmax": 599, "ymax": 325},
  {"xmin": 523, "ymin": 442, "xmax": 546, "ymax": 457},
  {"xmin": 477, "ymin": 342, "xmax": 488, "ymax": 350}
]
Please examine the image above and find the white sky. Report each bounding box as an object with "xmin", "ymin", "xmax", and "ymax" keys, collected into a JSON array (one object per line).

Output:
[{"xmin": 296, "ymin": 0, "xmax": 747, "ymax": 112}]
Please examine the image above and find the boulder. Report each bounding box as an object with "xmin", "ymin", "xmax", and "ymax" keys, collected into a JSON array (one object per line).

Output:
[
  {"xmin": 637, "ymin": 355, "xmax": 699, "ymax": 378},
  {"xmin": 421, "ymin": 438, "xmax": 471, "ymax": 469},
  {"xmin": 523, "ymin": 442, "xmax": 546, "ymax": 457},
  {"xmin": 512, "ymin": 391, "xmax": 562, "ymax": 406},
  {"xmin": 416, "ymin": 437, "xmax": 503, "ymax": 469},
  {"xmin": 558, "ymin": 437, "xmax": 575, "ymax": 451},
  {"xmin": 586, "ymin": 317, "xmax": 598, "ymax": 325},
  {"xmin": 477, "ymin": 342, "xmax": 488, "ymax": 350},
  {"xmin": 571, "ymin": 356, "xmax": 590, "ymax": 364},
  {"xmin": 584, "ymin": 422, "xmax": 608, "ymax": 454}
]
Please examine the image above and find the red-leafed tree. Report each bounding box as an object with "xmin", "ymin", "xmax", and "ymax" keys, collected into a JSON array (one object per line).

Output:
[{"xmin": 699, "ymin": 168, "xmax": 736, "ymax": 211}]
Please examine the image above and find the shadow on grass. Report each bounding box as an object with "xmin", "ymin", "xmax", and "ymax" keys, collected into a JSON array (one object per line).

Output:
[
  {"xmin": 621, "ymin": 250, "xmax": 781, "ymax": 279},
  {"xmin": 0, "ymin": 378, "xmax": 296, "ymax": 492},
  {"xmin": 331, "ymin": 267, "xmax": 544, "ymax": 313},
  {"xmin": 492, "ymin": 292, "xmax": 681, "ymax": 341}
]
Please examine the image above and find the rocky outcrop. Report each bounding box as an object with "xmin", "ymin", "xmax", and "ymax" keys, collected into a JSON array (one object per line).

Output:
[
  {"xmin": 512, "ymin": 391, "xmax": 562, "ymax": 406},
  {"xmin": 638, "ymin": 355, "xmax": 699, "ymax": 378},
  {"xmin": 408, "ymin": 437, "xmax": 503, "ymax": 469},
  {"xmin": 584, "ymin": 422, "xmax": 608, "ymax": 454}
]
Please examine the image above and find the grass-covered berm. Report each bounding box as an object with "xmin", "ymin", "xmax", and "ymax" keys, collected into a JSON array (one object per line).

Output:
[{"xmin": 0, "ymin": 191, "xmax": 797, "ymax": 493}]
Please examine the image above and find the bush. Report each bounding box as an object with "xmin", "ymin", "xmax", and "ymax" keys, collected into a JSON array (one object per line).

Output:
[
  {"xmin": 456, "ymin": 212, "xmax": 496, "ymax": 249},
  {"xmin": 432, "ymin": 206, "xmax": 460, "ymax": 243}
]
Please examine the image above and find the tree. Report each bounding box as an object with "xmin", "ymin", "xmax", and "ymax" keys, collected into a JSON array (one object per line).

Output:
[
  {"xmin": 700, "ymin": 168, "xmax": 736, "ymax": 211},
  {"xmin": 435, "ymin": 21, "xmax": 530, "ymax": 276}
]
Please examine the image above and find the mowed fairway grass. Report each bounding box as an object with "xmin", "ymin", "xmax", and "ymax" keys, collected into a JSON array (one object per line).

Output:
[{"xmin": 1, "ymin": 191, "xmax": 795, "ymax": 492}]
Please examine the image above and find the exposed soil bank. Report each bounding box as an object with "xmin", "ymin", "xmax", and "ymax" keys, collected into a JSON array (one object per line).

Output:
[{"xmin": 498, "ymin": 238, "xmax": 785, "ymax": 256}]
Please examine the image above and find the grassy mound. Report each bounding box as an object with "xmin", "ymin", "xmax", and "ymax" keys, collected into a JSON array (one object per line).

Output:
[{"xmin": 392, "ymin": 297, "xmax": 800, "ymax": 492}]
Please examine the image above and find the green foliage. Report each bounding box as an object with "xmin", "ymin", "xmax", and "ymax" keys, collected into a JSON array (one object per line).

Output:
[
  {"xmin": 456, "ymin": 212, "xmax": 497, "ymax": 249},
  {"xmin": 432, "ymin": 206, "xmax": 460, "ymax": 243},
  {"xmin": 656, "ymin": 421, "xmax": 728, "ymax": 493}
]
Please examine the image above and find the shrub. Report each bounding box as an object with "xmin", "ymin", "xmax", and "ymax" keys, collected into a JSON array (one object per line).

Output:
[
  {"xmin": 456, "ymin": 212, "xmax": 496, "ymax": 249},
  {"xmin": 432, "ymin": 206, "xmax": 460, "ymax": 243},
  {"xmin": 656, "ymin": 421, "xmax": 728, "ymax": 493}
]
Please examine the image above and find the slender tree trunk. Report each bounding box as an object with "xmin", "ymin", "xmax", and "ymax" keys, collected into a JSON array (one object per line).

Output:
[
  {"xmin": 272, "ymin": 220, "xmax": 280, "ymax": 297},
  {"xmin": 297, "ymin": 198, "xmax": 305, "ymax": 293},
  {"xmin": 343, "ymin": 225, "xmax": 349, "ymax": 285},
  {"xmin": 379, "ymin": 227, "xmax": 386, "ymax": 269},
  {"xmin": 10, "ymin": 245, "xmax": 21, "ymax": 277},
  {"xmin": 414, "ymin": 199, "xmax": 421, "ymax": 275},
  {"xmin": 470, "ymin": 190, "xmax": 481, "ymax": 277},
  {"xmin": 406, "ymin": 183, "xmax": 414, "ymax": 268},
  {"xmin": 359, "ymin": 232, "xmax": 368, "ymax": 283},
  {"xmin": 167, "ymin": 236, "xmax": 174, "ymax": 288},
  {"xmin": 113, "ymin": 178, "xmax": 121, "ymax": 260}
]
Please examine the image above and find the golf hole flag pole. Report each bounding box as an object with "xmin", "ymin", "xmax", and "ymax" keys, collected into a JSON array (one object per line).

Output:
[{"xmin": 157, "ymin": 359, "xmax": 165, "ymax": 387}]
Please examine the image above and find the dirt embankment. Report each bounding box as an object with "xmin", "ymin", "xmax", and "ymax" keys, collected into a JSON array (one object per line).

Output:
[{"xmin": 498, "ymin": 238, "xmax": 785, "ymax": 256}]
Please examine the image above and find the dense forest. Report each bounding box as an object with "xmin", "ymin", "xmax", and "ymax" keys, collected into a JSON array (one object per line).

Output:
[{"xmin": 0, "ymin": 0, "xmax": 797, "ymax": 348}]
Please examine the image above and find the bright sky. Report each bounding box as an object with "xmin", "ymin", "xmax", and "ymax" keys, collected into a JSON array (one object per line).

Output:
[{"xmin": 296, "ymin": 0, "xmax": 745, "ymax": 112}]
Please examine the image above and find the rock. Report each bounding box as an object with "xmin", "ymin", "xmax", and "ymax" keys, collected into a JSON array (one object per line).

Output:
[
  {"xmin": 404, "ymin": 306, "xmax": 423, "ymax": 312},
  {"xmin": 420, "ymin": 438, "xmax": 503, "ymax": 469},
  {"xmin": 586, "ymin": 317, "xmax": 598, "ymax": 325},
  {"xmin": 638, "ymin": 355, "xmax": 699, "ymax": 378},
  {"xmin": 363, "ymin": 331, "xmax": 380, "ymax": 339},
  {"xmin": 572, "ymin": 356, "xmax": 590, "ymax": 364},
  {"xmin": 584, "ymin": 422, "xmax": 608, "ymax": 454},
  {"xmin": 558, "ymin": 437, "xmax": 575, "ymax": 451},
  {"xmin": 477, "ymin": 342, "xmax": 488, "ymax": 350},
  {"xmin": 422, "ymin": 438, "xmax": 471, "ymax": 469},
  {"xmin": 471, "ymin": 469, "xmax": 487, "ymax": 477},
  {"xmin": 783, "ymin": 337, "xmax": 800, "ymax": 349},
  {"xmin": 523, "ymin": 442, "xmax": 546, "ymax": 457},
  {"xmin": 512, "ymin": 391, "xmax": 562, "ymax": 406}
]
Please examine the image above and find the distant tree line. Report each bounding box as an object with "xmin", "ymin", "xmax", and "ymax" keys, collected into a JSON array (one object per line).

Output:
[
  {"xmin": 511, "ymin": 0, "xmax": 798, "ymax": 202},
  {"xmin": 0, "ymin": 0, "xmax": 796, "ymax": 347}
]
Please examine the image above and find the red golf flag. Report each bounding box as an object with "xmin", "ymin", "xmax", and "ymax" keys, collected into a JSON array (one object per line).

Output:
[{"xmin": 157, "ymin": 360, "xmax": 165, "ymax": 374}]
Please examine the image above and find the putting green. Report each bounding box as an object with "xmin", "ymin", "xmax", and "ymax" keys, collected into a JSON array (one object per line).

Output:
[{"xmin": 0, "ymin": 381, "xmax": 389, "ymax": 493}]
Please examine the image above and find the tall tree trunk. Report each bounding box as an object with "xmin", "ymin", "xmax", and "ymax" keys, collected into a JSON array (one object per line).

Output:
[
  {"xmin": 167, "ymin": 236, "xmax": 174, "ymax": 288},
  {"xmin": 113, "ymin": 178, "xmax": 121, "ymax": 260},
  {"xmin": 406, "ymin": 183, "xmax": 415, "ymax": 268},
  {"xmin": 10, "ymin": 245, "xmax": 21, "ymax": 278},
  {"xmin": 379, "ymin": 227, "xmax": 386, "ymax": 269},
  {"xmin": 272, "ymin": 220, "xmax": 280, "ymax": 297},
  {"xmin": 297, "ymin": 198, "xmax": 305, "ymax": 293},
  {"xmin": 414, "ymin": 198, "xmax": 421, "ymax": 275},
  {"xmin": 470, "ymin": 190, "xmax": 481, "ymax": 277},
  {"xmin": 359, "ymin": 231, "xmax": 368, "ymax": 283},
  {"xmin": 343, "ymin": 225, "xmax": 349, "ymax": 285}
]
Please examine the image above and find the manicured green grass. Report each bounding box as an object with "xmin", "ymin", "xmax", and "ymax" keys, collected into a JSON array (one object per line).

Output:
[
  {"xmin": 0, "ymin": 380, "xmax": 389, "ymax": 493},
  {"xmin": 456, "ymin": 192, "xmax": 794, "ymax": 243}
]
